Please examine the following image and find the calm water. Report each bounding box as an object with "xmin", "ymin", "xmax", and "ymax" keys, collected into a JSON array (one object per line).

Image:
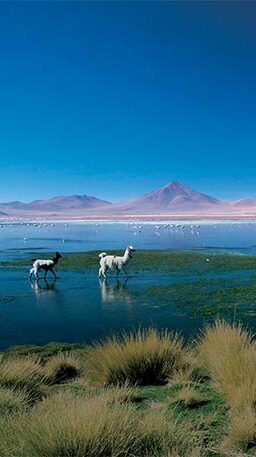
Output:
[{"xmin": 1, "ymin": 220, "xmax": 256, "ymax": 349}]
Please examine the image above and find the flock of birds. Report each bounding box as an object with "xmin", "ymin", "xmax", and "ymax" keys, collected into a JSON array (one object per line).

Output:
[
  {"xmin": 0, "ymin": 221, "xmax": 204, "ymax": 246},
  {"xmin": 0, "ymin": 221, "xmax": 248, "ymax": 250},
  {"xmin": 127, "ymin": 222, "xmax": 201, "ymax": 237}
]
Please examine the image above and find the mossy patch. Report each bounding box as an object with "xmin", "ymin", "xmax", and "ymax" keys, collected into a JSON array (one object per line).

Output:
[
  {"xmin": 138, "ymin": 276, "xmax": 256, "ymax": 318},
  {"xmin": 2, "ymin": 249, "xmax": 256, "ymax": 275}
]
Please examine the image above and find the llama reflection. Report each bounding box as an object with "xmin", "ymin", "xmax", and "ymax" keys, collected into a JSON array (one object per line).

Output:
[
  {"xmin": 99, "ymin": 278, "xmax": 133, "ymax": 307},
  {"xmin": 30, "ymin": 279, "xmax": 59, "ymax": 307}
]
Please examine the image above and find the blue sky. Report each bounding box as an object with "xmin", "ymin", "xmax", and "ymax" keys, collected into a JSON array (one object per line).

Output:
[{"xmin": 0, "ymin": 1, "xmax": 256, "ymax": 202}]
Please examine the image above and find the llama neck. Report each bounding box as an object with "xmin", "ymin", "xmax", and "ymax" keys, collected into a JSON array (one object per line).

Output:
[
  {"xmin": 123, "ymin": 249, "xmax": 131, "ymax": 264},
  {"xmin": 53, "ymin": 257, "xmax": 59, "ymax": 265}
]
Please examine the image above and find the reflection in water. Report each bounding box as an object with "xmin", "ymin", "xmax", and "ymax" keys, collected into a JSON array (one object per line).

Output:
[
  {"xmin": 30, "ymin": 279, "xmax": 60, "ymax": 307},
  {"xmin": 99, "ymin": 278, "xmax": 134, "ymax": 307}
]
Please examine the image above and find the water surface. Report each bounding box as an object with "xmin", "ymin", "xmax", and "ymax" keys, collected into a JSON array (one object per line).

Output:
[{"xmin": 1, "ymin": 220, "xmax": 256, "ymax": 348}]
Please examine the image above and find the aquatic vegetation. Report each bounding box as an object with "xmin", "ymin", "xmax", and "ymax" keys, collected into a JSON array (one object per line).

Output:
[
  {"xmin": 3, "ymin": 249, "xmax": 256, "ymax": 276},
  {"xmin": 3, "ymin": 249, "xmax": 256, "ymax": 323},
  {"xmin": 3, "ymin": 249, "xmax": 256, "ymax": 330},
  {"xmin": 139, "ymin": 275, "xmax": 256, "ymax": 318},
  {"xmin": 2, "ymin": 342, "xmax": 86, "ymax": 362}
]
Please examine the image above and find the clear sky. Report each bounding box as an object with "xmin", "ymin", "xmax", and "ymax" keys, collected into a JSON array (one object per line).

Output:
[{"xmin": 0, "ymin": 1, "xmax": 256, "ymax": 203}]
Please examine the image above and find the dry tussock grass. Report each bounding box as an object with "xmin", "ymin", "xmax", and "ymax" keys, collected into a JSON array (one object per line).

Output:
[
  {"xmin": 139, "ymin": 408, "xmax": 204, "ymax": 457},
  {"xmin": 169, "ymin": 349, "xmax": 206, "ymax": 387},
  {"xmin": 44, "ymin": 352, "xmax": 82, "ymax": 384},
  {"xmin": 20, "ymin": 391, "xmax": 142, "ymax": 457},
  {"xmin": 4, "ymin": 389, "xmax": 205, "ymax": 457},
  {"xmin": 197, "ymin": 321, "xmax": 256, "ymax": 410},
  {"xmin": 103, "ymin": 382, "xmax": 140, "ymax": 404},
  {"xmin": 0, "ymin": 386, "xmax": 29, "ymax": 415},
  {"xmin": 198, "ymin": 321, "xmax": 256, "ymax": 451},
  {"xmin": 0, "ymin": 415, "xmax": 25, "ymax": 457},
  {"xmin": 168, "ymin": 386, "xmax": 206, "ymax": 408},
  {"xmin": 85, "ymin": 328, "xmax": 185, "ymax": 386},
  {"xmin": 223, "ymin": 405, "xmax": 256, "ymax": 451},
  {"xmin": 0, "ymin": 358, "xmax": 46, "ymax": 403}
]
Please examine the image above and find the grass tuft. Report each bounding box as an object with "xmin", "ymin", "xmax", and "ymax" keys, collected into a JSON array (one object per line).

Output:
[
  {"xmin": 223, "ymin": 406, "xmax": 256, "ymax": 451},
  {"xmin": 197, "ymin": 320, "xmax": 256, "ymax": 410},
  {"xmin": 104, "ymin": 382, "xmax": 142, "ymax": 404},
  {"xmin": 17, "ymin": 391, "xmax": 204, "ymax": 457},
  {"xmin": 139, "ymin": 408, "xmax": 204, "ymax": 457},
  {"xmin": 168, "ymin": 386, "xmax": 207, "ymax": 409},
  {"xmin": 85, "ymin": 328, "xmax": 185, "ymax": 386},
  {"xmin": 0, "ymin": 386, "xmax": 29, "ymax": 415},
  {"xmin": 0, "ymin": 358, "xmax": 46, "ymax": 403},
  {"xmin": 21, "ymin": 392, "xmax": 142, "ymax": 457},
  {"xmin": 44, "ymin": 353, "xmax": 81, "ymax": 384},
  {"xmin": 0, "ymin": 415, "xmax": 25, "ymax": 457}
]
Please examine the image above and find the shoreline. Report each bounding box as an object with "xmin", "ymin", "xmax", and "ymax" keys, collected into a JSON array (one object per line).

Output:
[{"xmin": 2, "ymin": 214, "xmax": 256, "ymax": 224}]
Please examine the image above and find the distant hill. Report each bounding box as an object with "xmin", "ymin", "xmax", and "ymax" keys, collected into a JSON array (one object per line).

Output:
[
  {"xmin": 0, "ymin": 195, "xmax": 112, "ymax": 216},
  {"xmin": 108, "ymin": 181, "xmax": 221, "ymax": 214},
  {"xmin": 1, "ymin": 182, "xmax": 256, "ymax": 218},
  {"xmin": 231, "ymin": 198, "xmax": 256, "ymax": 208}
]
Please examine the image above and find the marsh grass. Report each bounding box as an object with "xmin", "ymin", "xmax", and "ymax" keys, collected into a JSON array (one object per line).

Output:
[
  {"xmin": 20, "ymin": 392, "xmax": 142, "ymax": 457},
  {"xmin": 44, "ymin": 353, "xmax": 82, "ymax": 384},
  {"xmin": 0, "ymin": 415, "xmax": 25, "ymax": 457},
  {"xmin": 197, "ymin": 321, "xmax": 256, "ymax": 451},
  {"xmin": 139, "ymin": 408, "xmax": 204, "ymax": 457},
  {"xmin": 0, "ymin": 321, "xmax": 256, "ymax": 455},
  {"xmin": 2, "ymin": 342, "xmax": 86, "ymax": 362},
  {"xmin": 0, "ymin": 358, "xmax": 46, "ymax": 403},
  {"xmin": 4, "ymin": 249, "xmax": 256, "ymax": 275},
  {"xmin": 168, "ymin": 386, "xmax": 207, "ymax": 409},
  {"xmin": 15, "ymin": 390, "xmax": 205, "ymax": 457},
  {"xmin": 85, "ymin": 328, "xmax": 185, "ymax": 386},
  {"xmin": 168, "ymin": 349, "xmax": 207, "ymax": 387},
  {"xmin": 223, "ymin": 406, "xmax": 256, "ymax": 451},
  {"xmin": 104, "ymin": 382, "xmax": 142, "ymax": 404},
  {"xmin": 4, "ymin": 249, "xmax": 256, "ymax": 322},
  {"xmin": 0, "ymin": 386, "xmax": 29, "ymax": 415},
  {"xmin": 197, "ymin": 321, "xmax": 256, "ymax": 410}
]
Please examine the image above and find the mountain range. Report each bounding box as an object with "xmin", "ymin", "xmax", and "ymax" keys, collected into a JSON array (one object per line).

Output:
[{"xmin": 1, "ymin": 181, "xmax": 256, "ymax": 219}]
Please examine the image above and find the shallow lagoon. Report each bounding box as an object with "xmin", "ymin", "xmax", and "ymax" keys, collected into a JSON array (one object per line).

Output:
[
  {"xmin": 1, "ymin": 220, "xmax": 256, "ymax": 349},
  {"xmin": 2, "ymin": 219, "xmax": 256, "ymax": 257}
]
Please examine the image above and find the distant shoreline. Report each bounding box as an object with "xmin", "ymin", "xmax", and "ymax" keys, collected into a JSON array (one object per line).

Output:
[{"xmin": 1, "ymin": 214, "xmax": 256, "ymax": 223}]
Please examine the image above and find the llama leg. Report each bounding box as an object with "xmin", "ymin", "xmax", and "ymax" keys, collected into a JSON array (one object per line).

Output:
[
  {"xmin": 51, "ymin": 268, "xmax": 57, "ymax": 279},
  {"xmin": 122, "ymin": 268, "xmax": 129, "ymax": 277},
  {"xmin": 34, "ymin": 267, "xmax": 39, "ymax": 280},
  {"xmin": 29, "ymin": 268, "xmax": 34, "ymax": 280},
  {"xmin": 44, "ymin": 269, "xmax": 48, "ymax": 279}
]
